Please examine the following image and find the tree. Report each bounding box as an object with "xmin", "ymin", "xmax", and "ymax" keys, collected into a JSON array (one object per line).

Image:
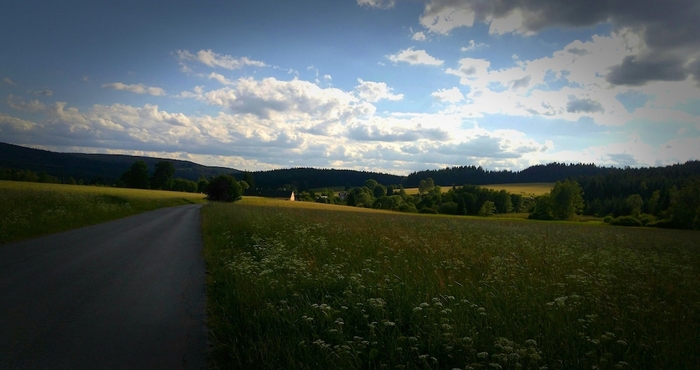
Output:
[
  {"xmin": 478, "ymin": 200, "xmax": 496, "ymax": 217},
  {"xmin": 243, "ymin": 172, "xmax": 255, "ymax": 190},
  {"xmin": 197, "ymin": 177, "xmax": 209, "ymax": 193},
  {"xmin": 205, "ymin": 175, "xmax": 243, "ymax": 202},
  {"xmin": 121, "ymin": 161, "xmax": 150, "ymax": 189},
  {"xmin": 529, "ymin": 194, "xmax": 554, "ymax": 220},
  {"xmin": 151, "ymin": 161, "xmax": 175, "ymax": 190},
  {"xmin": 418, "ymin": 177, "xmax": 435, "ymax": 195},
  {"xmin": 373, "ymin": 184, "xmax": 387, "ymax": 198},
  {"xmin": 550, "ymin": 180, "xmax": 584, "ymax": 220}
]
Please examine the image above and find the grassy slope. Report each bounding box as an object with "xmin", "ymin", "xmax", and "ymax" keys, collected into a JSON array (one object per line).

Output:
[
  {"xmin": 202, "ymin": 198, "xmax": 700, "ymax": 369},
  {"xmin": 403, "ymin": 183, "xmax": 554, "ymax": 196},
  {"xmin": 0, "ymin": 180, "xmax": 205, "ymax": 244}
]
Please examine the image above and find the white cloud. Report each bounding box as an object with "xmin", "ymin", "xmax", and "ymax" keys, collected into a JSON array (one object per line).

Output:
[
  {"xmin": 208, "ymin": 72, "xmax": 235, "ymax": 86},
  {"xmin": 33, "ymin": 89, "xmax": 53, "ymax": 96},
  {"xmin": 431, "ymin": 87, "xmax": 463, "ymax": 103},
  {"xmin": 412, "ymin": 31, "xmax": 427, "ymax": 41},
  {"xmin": 355, "ymin": 79, "xmax": 404, "ymax": 102},
  {"xmin": 102, "ymin": 82, "xmax": 166, "ymax": 96},
  {"xmin": 7, "ymin": 95, "xmax": 47, "ymax": 112},
  {"xmin": 357, "ymin": 0, "xmax": 395, "ymax": 9},
  {"xmin": 3, "ymin": 77, "xmax": 16, "ymax": 86},
  {"xmin": 461, "ymin": 39, "xmax": 485, "ymax": 52},
  {"xmin": 0, "ymin": 113, "xmax": 37, "ymax": 131},
  {"xmin": 386, "ymin": 47, "xmax": 444, "ymax": 66},
  {"xmin": 176, "ymin": 49, "xmax": 267, "ymax": 70}
]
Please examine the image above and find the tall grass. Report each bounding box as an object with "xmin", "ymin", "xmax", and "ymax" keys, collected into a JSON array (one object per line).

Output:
[
  {"xmin": 0, "ymin": 180, "xmax": 205, "ymax": 244},
  {"xmin": 202, "ymin": 200, "xmax": 700, "ymax": 369}
]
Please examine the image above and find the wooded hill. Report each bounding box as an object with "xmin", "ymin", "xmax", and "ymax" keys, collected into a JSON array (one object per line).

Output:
[{"xmin": 1, "ymin": 143, "xmax": 698, "ymax": 199}]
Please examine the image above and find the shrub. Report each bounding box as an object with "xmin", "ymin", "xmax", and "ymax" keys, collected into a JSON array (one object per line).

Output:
[
  {"xmin": 205, "ymin": 175, "xmax": 243, "ymax": 202},
  {"xmin": 609, "ymin": 216, "xmax": 642, "ymax": 227},
  {"xmin": 603, "ymin": 215, "xmax": 614, "ymax": 224}
]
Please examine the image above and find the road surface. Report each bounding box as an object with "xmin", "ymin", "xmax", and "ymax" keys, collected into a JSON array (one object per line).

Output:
[{"xmin": 0, "ymin": 204, "xmax": 207, "ymax": 369}]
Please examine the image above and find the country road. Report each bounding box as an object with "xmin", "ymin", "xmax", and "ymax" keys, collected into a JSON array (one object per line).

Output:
[{"xmin": 0, "ymin": 204, "xmax": 207, "ymax": 369}]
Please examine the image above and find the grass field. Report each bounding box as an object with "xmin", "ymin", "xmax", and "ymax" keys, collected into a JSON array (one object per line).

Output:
[
  {"xmin": 403, "ymin": 183, "xmax": 553, "ymax": 197},
  {"xmin": 202, "ymin": 198, "xmax": 700, "ymax": 369},
  {"xmin": 0, "ymin": 180, "xmax": 205, "ymax": 244}
]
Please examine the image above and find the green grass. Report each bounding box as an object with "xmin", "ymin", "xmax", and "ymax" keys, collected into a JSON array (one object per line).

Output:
[
  {"xmin": 403, "ymin": 183, "xmax": 553, "ymax": 196},
  {"xmin": 202, "ymin": 198, "xmax": 700, "ymax": 369},
  {"xmin": 0, "ymin": 180, "xmax": 205, "ymax": 244}
]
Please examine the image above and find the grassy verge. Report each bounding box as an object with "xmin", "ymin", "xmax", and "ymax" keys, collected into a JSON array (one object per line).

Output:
[
  {"xmin": 202, "ymin": 198, "xmax": 700, "ymax": 369},
  {"xmin": 0, "ymin": 180, "xmax": 205, "ymax": 244}
]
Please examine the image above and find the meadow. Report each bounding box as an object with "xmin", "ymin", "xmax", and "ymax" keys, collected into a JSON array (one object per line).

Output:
[
  {"xmin": 403, "ymin": 183, "xmax": 553, "ymax": 197},
  {"xmin": 202, "ymin": 198, "xmax": 700, "ymax": 369},
  {"xmin": 0, "ymin": 180, "xmax": 205, "ymax": 244}
]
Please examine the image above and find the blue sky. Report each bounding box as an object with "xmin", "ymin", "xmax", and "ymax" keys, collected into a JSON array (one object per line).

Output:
[{"xmin": 1, "ymin": 0, "xmax": 699, "ymax": 174}]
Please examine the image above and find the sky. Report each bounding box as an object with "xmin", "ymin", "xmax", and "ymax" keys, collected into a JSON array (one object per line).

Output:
[{"xmin": 1, "ymin": 0, "xmax": 699, "ymax": 175}]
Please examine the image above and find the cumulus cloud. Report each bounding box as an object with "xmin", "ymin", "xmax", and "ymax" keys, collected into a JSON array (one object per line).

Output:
[
  {"xmin": 0, "ymin": 113, "xmax": 37, "ymax": 131},
  {"xmin": 176, "ymin": 49, "xmax": 267, "ymax": 70},
  {"xmin": 461, "ymin": 39, "xmax": 485, "ymax": 52},
  {"xmin": 386, "ymin": 47, "xmax": 444, "ymax": 66},
  {"xmin": 415, "ymin": 0, "xmax": 700, "ymax": 86},
  {"xmin": 412, "ymin": 31, "xmax": 427, "ymax": 41},
  {"xmin": 355, "ymin": 79, "xmax": 404, "ymax": 102},
  {"xmin": 7, "ymin": 95, "xmax": 47, "ymax": 112},
  {"xmin": 348, "ymin": 124, "xmax": 448, "ymax": 142},
  {"xmin": 431, "ymin": 87, "xmax": 463, "ymax": 103},
  {"xmin": 198, "ymin": 77, "xmax": 374, "ymax": 121},
  {"xmin": 102, "ymin": 82, "xmax": 166, "ymax": 96}
]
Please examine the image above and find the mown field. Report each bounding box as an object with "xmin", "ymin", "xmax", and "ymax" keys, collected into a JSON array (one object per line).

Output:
[
  {"xmin": 0, "ymin": 180, "xmax": 205, "ymax": 244},
  {"xmin": 403, "ymin": 183, "xmax": 553, "ymax": 197},
  {"xmin": 202, "ymin": 198, "xmax": 700, "ymax": 369}
]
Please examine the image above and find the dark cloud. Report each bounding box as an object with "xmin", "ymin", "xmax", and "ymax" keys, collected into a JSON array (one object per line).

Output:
[
  {"xmin": 422, "ymin": 0, "xmax": 700, "ymax": 86},
  {"xmin": 510, "ymin": 75, "xmax": 531, "ymax": 89},
  {"xmin": 566, "ymin": 97, "xmax": 605, "ymax": 114},
  {"xmin": 436, "ymin": 136, "xmax": 521, "ymax": 159},
  {"xmin": 606, "ymin": 55, "xmax": 688, "ymax": 86},
  {"xmin": 348, "ymin": 125, "xmax": 449, "ymax": 142},
  {"xmin": 608, "ymin": 153, "xmax": 638, "ymax": 166},
  {"xmin": 566, "ymin": 47, "xmax": 589, "ymax": 56}
]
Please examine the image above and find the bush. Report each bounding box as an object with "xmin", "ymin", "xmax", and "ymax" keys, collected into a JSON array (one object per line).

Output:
[
  {"xmin": 646, "ymin": 219, "xmax": 676, "ymax": 229},
  {"xmin": 609, "ymin": 216, "xmax": 642, "ymax": 227},
  {"xmin": 206, "ymin": 175, "xmax": 243, "ymax": 202},
  {"xmin": 637, "ymin": 213, "xmax": 656, "ymax": 226},
  {"xmin": 418, "ymin": 207, "xmax": 438, "ymax": 214},
  {"xmin": 603, "ymin": 215, "xmax": 614, "ymax": 224}
]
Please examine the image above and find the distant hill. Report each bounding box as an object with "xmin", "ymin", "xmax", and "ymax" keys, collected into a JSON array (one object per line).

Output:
[
  {"xmin": 3, "ymin": 142, "xmax": 698, "ymax": 192},
  {"xmin": 0, "ymin": 142, "xmax": 239, "ymax": 183}
]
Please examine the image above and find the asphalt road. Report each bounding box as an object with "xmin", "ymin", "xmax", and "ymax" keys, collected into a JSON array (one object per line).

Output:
[{"xmin": 0, "ymin": 204, "xmax": 207, "ymax": 369}]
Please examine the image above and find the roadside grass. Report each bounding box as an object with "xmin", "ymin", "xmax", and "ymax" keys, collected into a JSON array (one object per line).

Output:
[
  {"xmin": 0, "ymin": 180, "xmax": 205, "ymax": 244},
  {"xmin": 202, "ymin": 200, "xmax": 700, "ymax": 369},
  {"xmin": 403, "ymin": 183, "xmax": 553, "ymax": 196}
]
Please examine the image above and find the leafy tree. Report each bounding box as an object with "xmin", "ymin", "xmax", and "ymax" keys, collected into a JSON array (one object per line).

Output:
[
  {"xmin": 243, "ymin": 172, "xmax": 255, "ymax": 190},
  {"xmin": 197, "ymin": 177, "xmax": 209, "ymax": 193},
  {"xmin": 529, "ymin": 194, "xmax": 554, "ymax": 220},
  {"xmin": 121, "ymin": 161, "xmax": 150, "ymax": 189},
  {"xmin": 206, "ymin": 175, "xmax": 243, "ymax": 202},
  {"xmin": 626, "ymin": 194, "xmax": 643, "ymax": 218},
  {"xmin": 418, "ymin": 177, "xmax": 435, "ymax": 195},
  {"xmin": 172, "ymin": 178, "xmax": 198, "ymax": 193},
  {"xmin": 364, "ymin": 179, "xmax": 378, "ymax": 190},
  {"xmin": 373, "ymin": 183, "xmax": 387, "ymax": 198},
  {"xmin": 550, "ymin": 180, "xmax": 584, "ymax": 220},
  {"xmin": 670, "ymin": 180, "xmax": 700, "ymax": 229},
  {"xmin": 478, "ymin": 200, "xmax": 496, "ymax": 217},
  {"xmin": 493, "ymin": 190, "xmax": 513, "ymax": 214},
  {"xmin": 151, "ymin": 161, "xmax": 175, "ymax": 190}
]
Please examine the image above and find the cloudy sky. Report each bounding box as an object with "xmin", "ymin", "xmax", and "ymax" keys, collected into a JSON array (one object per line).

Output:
[{"xmin": 1, "ymin": 0, "xmax": 699, "ymax": 174}]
